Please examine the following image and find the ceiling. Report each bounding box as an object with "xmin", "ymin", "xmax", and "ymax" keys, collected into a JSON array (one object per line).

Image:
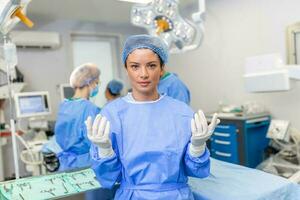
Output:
[{"xmin": 27, "ymin": 0, "xmax": 195, "ymax": 24}]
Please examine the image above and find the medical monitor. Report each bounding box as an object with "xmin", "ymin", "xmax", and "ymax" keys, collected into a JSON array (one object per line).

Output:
[
  {"xmin": 14, "ymin": 91, "xmax": 51, "ymax": 118},
  {"xmin": 60, "ymin": 84, "xmax": 74, "ymax": 101}
]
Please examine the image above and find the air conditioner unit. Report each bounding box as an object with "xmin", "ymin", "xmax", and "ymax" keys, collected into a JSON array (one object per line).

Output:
[{"xmin": 10, "ymin": 31, "xmax": 60, "ymax": 49}]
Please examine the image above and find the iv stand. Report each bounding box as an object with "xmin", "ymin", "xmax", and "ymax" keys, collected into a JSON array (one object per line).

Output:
[{"xmin": 3, "ymin": 34, "xmax": 20, "ymax": 179}]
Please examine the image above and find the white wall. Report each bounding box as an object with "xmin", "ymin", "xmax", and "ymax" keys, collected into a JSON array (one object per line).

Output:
[{"xmin": 168, "ymin": 0, "xmax": 300, "ymax": 129}]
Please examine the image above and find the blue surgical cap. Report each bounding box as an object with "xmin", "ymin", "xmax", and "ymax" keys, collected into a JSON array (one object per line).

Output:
[
  {"xmin": 107, "ymin": 80, "xmax": 124, "ymax": 95},
  {"xmin": 122, "ymin": 34, "xmax": 169, "ymax": 65}
]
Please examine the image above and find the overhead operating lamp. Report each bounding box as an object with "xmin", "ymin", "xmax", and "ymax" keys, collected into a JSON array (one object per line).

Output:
[
  {"xmin": 0, "ymin": 0, "xmax": 33, "ymax": 34},
  {"xmin": 0, "ymin": 0, "xmax": 33, "ymax": 179},
  {"xmin": 129, "ymin": 0, "xmax": 206, "ymax": 53}
]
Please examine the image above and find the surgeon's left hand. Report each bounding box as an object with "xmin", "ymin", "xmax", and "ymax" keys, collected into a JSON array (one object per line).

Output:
[{"xmin": 189, "ymin": 110, "xmax": 220, "ymax": 157}]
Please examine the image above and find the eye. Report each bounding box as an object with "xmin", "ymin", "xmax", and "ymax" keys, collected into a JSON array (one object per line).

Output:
[
  {"xmin": 130, "ymin": 65, "xmax": 139, "ymax": 70},
  {"xmin": 148, "ymin": 64, "xmax": 157, "ymax": 69}
]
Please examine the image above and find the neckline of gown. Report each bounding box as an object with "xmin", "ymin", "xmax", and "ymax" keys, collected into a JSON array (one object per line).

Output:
[{"xmin": 122, "ymin": 92, "xmax": 166, "ymax": 104}]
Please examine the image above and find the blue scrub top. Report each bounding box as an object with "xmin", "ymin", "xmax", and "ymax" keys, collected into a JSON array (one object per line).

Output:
[
  {"xmin": 91, "ymin": 94, "xmax": 210, "ymax": 200},
  {"xmin": 158, "ymin": 72, "xmax": 191, "ymax": 105},
  {"xmin": 55, "ymin": 98, "xmax": 100, "ymax": 171}
]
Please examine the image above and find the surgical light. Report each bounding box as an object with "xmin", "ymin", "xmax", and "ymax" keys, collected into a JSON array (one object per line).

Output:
[
  {"xmin": 130, "ymin": 0, "xmax": 206, "ymax": 53},
  {"xmin": 0, "ymin": 0, "xmax": 33, "ymax": 35}
]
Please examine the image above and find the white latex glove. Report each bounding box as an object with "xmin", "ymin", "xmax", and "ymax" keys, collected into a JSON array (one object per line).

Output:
[
  {"xmin": 85, "ymin": 114, "xmax": 114, "ymax": 158},
  {"xmin": 189, "ymin": 110, "xmax": 220, "ymax": 157}
]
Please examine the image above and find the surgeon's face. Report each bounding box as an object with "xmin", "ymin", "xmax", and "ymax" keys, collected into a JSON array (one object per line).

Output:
[{"xmin": 126, "ymin": 49, "xmax": 163, "ymax": 100}]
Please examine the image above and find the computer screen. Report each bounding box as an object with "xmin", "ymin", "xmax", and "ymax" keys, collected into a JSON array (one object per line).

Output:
[
  {"xmin": 60, "ymin": 84, "xmax": 74, "ymax": 101},
  {"xmin": 14, "ymin": 92, "xmax": 51, "ymax": 118}
]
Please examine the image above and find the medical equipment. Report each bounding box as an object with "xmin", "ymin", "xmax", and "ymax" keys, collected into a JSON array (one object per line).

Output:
[
  {"xmin": 0, "ymin": 0, "xmax": 33, "ymax": 35},
  {"xmin": 1, "ymin": 0, "xmax": 34, "ymax": 179},
  {"xmin": 42, "ymin": 151, "xmax": 59, "ymax": 172},
  {"xmin": 59, "ymin": 83, "xmax": 74, "ymax": 101},
  {"xmin": 244, "ymin": 54, "xmax": 300, "ymax": 92},
  {"xmin": 130, "ymin": 0, "xmax": 206, "ymax": 53},
  {"xmin": 13, "ymin": 91, "xmax": 51, "ymax": 176},
  {"xmin": 267, "ymin": 120, "xmax": 290, "ymax": 142},
  {"xmin": 14, "ymin": 91, "xmax": 51, "ymax": 118},
  {"xmin": 0, "ymin": 60, "xmax": 26, "ymax": 130},
  {"xmin": 0, "ymin": 133, "xmax": 8, "ymax": 181},
  {"xmin": 258, "ymin": 122, "xmax": 300, "ymax": 183},
  {"xmin": 0, "ymin": 168, "xmax": 101, "ymax": 200}
]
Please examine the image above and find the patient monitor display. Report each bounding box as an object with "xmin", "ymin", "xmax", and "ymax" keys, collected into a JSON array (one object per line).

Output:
[
  {"xmin": 60, "ymin": 84, "xmax": 74, "ymax": 101},
  {"xmin": 14, "ymin": 91, "xmax": 51, "ymax": 118}
]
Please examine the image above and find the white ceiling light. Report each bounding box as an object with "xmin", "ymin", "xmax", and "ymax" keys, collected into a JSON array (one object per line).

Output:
[
  {"xmin": 130, "ymin": 0, "xmax": 206, "ymax": 54},
  {"xmin": 0, "ymin": 0, "xmax": 34, "ymax": 35}
]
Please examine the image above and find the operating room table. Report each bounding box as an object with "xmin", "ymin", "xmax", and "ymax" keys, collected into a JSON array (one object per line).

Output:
[
  {"xmin": 190, "ymin": 158, "xmax": 300, "ymax": 200},
  {"xmin": 1, "ymin": 158, "xmax": 300, "ymax": 200}
]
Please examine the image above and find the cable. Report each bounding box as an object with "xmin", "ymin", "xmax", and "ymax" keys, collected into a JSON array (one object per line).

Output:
[{"xmin": 15, "ymin": 133, "xmax": 42, "ymax": 165}]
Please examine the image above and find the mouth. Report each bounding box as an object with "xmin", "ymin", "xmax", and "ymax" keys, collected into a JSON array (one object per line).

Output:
[{"xmin": 138, "ymin": 81, "xmax": 151, "ymax": 87}]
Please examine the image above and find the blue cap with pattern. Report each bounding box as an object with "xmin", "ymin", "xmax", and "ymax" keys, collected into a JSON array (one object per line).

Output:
[{"xmin": 122, "ymin": 34, "xmax": 168, "ymax": 65}]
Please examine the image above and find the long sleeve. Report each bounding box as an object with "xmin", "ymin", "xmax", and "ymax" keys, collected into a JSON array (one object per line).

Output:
[
  {"xmin": 90, "ymin": 143, "xmax": 121, "ymax": 188},
  {"xmin": 184, "ymin": 143, "xmax": 210, "ymax": 178},
  {"xmin": 90, "ymin": 105, "xmax": 122, "ymax": 189}
]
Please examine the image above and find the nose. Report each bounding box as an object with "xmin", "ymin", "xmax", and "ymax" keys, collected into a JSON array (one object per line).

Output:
[{"xmin": 140, "ymin": 66, "xmax": 149, "ymax": 79}]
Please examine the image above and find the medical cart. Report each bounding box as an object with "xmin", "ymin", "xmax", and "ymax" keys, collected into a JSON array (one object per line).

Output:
[{"xmin": 207, "ymin": 113, "xmax": 271, "ymax": 168}]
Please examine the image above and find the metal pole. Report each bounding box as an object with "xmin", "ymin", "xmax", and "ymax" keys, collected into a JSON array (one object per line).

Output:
[{"xmin": 3, "ymin": 34, "xmax": 20, "ymax": 179}]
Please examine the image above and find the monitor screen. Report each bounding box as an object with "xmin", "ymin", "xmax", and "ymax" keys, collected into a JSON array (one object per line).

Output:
[
  {"xmin": 19, "ymin": 95, "xmax": 49, "ymax": 115},
  {"xmin": 62, "ymin": 86, "xmax": 74, "ymax": 100}
]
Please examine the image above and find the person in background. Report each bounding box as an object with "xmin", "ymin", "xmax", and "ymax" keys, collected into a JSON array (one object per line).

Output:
[
  {"xmin": 105, "ymin": 79, "xmax": 124, "ymax": 102},
  {"xmin": 55, "ymin": 63, "xmax": 114, "ymax": 200},
  {"xmin": 55, "ymin": 63, "xmax": 101, "ymax": 171},
  {"xmin": 158, "ymin": 68, "xmax": 191, "ymax": 105}
]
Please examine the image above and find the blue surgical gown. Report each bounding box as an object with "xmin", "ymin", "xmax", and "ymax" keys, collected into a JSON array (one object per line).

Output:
[
  {"xmin": 158, "ymin": 73, "xmax": 191, "ymax": 105},
  {"xmin": 55, "ymin": 98, "xmax": 100, "ymax": 171},
  {"xmin": 91, "ymin": 94, "xmax": 210, "ymax": 200}
]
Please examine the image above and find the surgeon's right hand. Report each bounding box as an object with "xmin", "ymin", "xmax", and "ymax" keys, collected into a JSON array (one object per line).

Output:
[{"xmin": 85, "ymin": 114, "xmax": 114, "ymax": 158}]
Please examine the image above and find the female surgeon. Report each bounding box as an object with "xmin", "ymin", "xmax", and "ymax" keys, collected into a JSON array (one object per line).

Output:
[
  {"xmin": 85, "ymin": 35, "xmax": 220, "ymax": 200},
  {"xmin": 55, "ymin": 63, "xmax": 101, "ymax": 171}
]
